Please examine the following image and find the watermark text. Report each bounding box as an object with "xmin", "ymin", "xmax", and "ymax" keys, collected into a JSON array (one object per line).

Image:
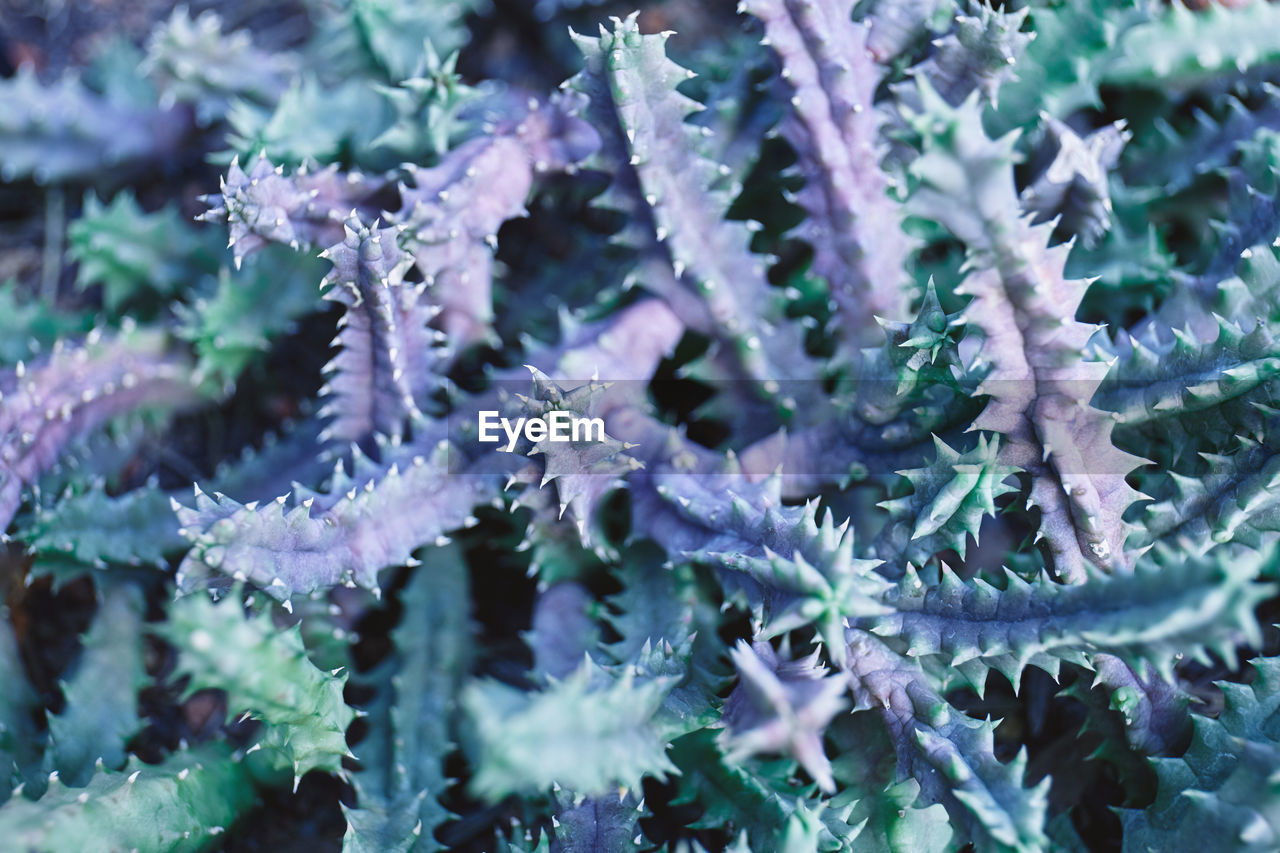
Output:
[{"xmin": 477, "ymin": 410, "xmax": 606, "ymax": 452}]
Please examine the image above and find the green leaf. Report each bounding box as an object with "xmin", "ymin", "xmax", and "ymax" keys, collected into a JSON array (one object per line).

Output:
[
  {"xmin": 461, "ymin": 661, "xmax": 677, "ymax": 799},
  {"xmin": 0, "ymin": 281, "xmax": 93, "ymax": 365},
  {"xmin": 143, "ymin": 7, "xmax": 295, "ymax": 124},
  {"xmin": 862, "ymin": 544, "xmax": 1272, "ymax": 690},
  {"xmin": 348, "ymin": 0, "xmax": 482, "ymax": 82},
  {"xmin": 877, "ymin": 434, "xmax": 1018, "ymax": 568},
  {"xmin": 176, "ymin": 245, "xmax": 325, "ymax": 386},
  {"xmin": 163, "ymin": 590, "xmax": 355, "ymax": 783},
  {"xmin": 69, "ymin": 191, "xmax": 220, "ymax": 315},
  {"xmin": 47, "ymin": 581, "xmax": 148, "ymax": 785},
  {"xmin": 1104, "ymin": 1, "xmax": 1280, "ymax": 92},
  {"xmin": 22, "ymin": 481, "xmax": 183, "ymax": 568},
  {"xmin": 0, "ymin": 606, "xmax": 43, "ymax": 803},
  {"xmin": 1122, "ymin": 658, "xmax": 1280, "ymax": 851},
  {"xmin": 344, "ymin": 545, "xmax": 472, "ymax": 852},
  {"xmin": 0, "ymin": 744, "xmax": 261, "ymax": 852}
]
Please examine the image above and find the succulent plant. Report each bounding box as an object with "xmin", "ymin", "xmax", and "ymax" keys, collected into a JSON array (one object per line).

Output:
[{"xmin": 2, "ymin": 1, "xmax": 1280, "ymax": 850}]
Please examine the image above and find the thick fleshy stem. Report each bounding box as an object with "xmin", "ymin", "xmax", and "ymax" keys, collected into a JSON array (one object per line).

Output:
[
  {"xmin": 0, "ymin": 326, "xmax": 200, "ymax": 534},
  {"xmin": 393, "ymin": 92, "xmax": 600, "ymax": 348},
  {"xmin": 0, "ymin": 66, "xmax": 190, "ymax": 185},
  {"xmin": 843, "ymin": 629, "xmax": 1050, "ymax": 852},
  {"xmin": 570, "ymin": 14, "xmax": 817, "ymax": 392},
  {"xmin": 198, "ymin": 154, "xmax": 387, "ymax": 267},
  {"xmin": 317, "ymin": 214, "xmax": 446, "ymax": 442},
  {"xmin": 743, "ymin": 0, "xmax": 913, "ymax": 345},
  {"xmin": 174, "ymin": 300, "xmax": 684, "ymax": 603},
  {"xmin": 908, "ymin": 84, "xmax": 1147, "ymax": 581}
]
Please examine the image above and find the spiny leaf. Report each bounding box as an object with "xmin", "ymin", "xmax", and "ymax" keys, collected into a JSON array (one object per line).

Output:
[
  {"xmin": 571, "ymin": 13, "xmax": 816, "ymax": 390},
  {"xmin": 670, "ymin": 728, "xmax": 863, "ymax": 852},
  {"xmin": 392, "ymin": 93, "xmax": 598, "ymax": 347},
  {"xmin": 175, "ymin": 245, "xmax": 326, "ymax": 386},
  {"xmin": 163, "ymin": 590, "xmax": 355, "ymax": 781},
  {"xmin": 47, "ymin": 581, "xmax": 148, "ymax": 785},
  {"xmin": 0, "ymin": 605, "xmax": 43, "ymax": 803},
  {"xmin": 743, "ymin": 0, "xmax": 913, "ymax": 344},
  {"xmin": 1104, "ymin": 0, "xmax": 1280, "ymax": 92},
  {"xmin": 347, "ymin": 0, "xmax": 483, "ymax": 82},
  {"xmin": 369, "ymin": 48, "xmax": 484, "ymax": 163},
  {"xmin": 143, "ymin": 7, "xmax": 296, "ymax": 124},
  {"xmin": 633, "ymin": 452, "xmax": 888, "ymax": 664},
  {"xmin": 844, "ymin": 629, "xmax": 1050, "ymax": 852},
  {"xmin": 344, "ymin": 545, "xmax": 471, "ymax": 852},
  {"xmin": 0, "ymin": 65, "xmax": 188, "ymax": 185},
  {"xmin": 0, "ymin": 744, "xmax": 262, "ymax": 853},
  {"xmin": 720, "ymin": 640, "xmax": 849, "ymax": 792},
  {"xmin": 318, "ymin": 213, "xmax": 445, "ymax": 442},
  {"xmin": 992, "ymin": 0, "xmax": 1149, "ymax": 128},
  {"xmin": 461, "ymin": 662, "xmax": 677, "ymax": 800},
  {"xmin": 1121, "ymin": 658, "xmax": 1280, "ymax": 851},
  {"xmin": 876, "ymin": 433, "xmax": 1018, "ymax": 568},
  {"xmin": 859, "ymin": 544, "xmax": 1273, "ymax": 690},
  {"xmin": 69, "ymin": 191, "xmax": 220, "ymax": 314},
  {"xmin": 175, "ymin": 300, "xmax": 682, "ymax": 600},
  {"xmin": 904, "ymin": 3, "xmax": 1033, "ymax": 107},
  {"xmin": 174, "ymin": 436, "xmax": 494, "ymax": 601},
  {"xmin": 0, "ymin": 326, "xmax": 200, "ymax": 533},
  {"xmin": 0, "ymin": 281, "xmax": 92, "ymax": 366},
  {"xmin": 520, "ymin": 368, "xmax": 642, "ymax": 545},
  {"xmin": 22, "ymin": 480, "xmax": 183, "ymax": 568},
  {"xmin": 908, "ymin": 82, "xmax": 1147, "ymax": 581},
  {"xmin": 199, "ymin": 154, "xmax": 386, "ymax": 265},
  {"xmin": 1140, "ymin": 428, "xmax": 1280, "ymax": 554},
  {"xmin": 223, "ymin": 75, "xmax": 387, "ymax": 167}
]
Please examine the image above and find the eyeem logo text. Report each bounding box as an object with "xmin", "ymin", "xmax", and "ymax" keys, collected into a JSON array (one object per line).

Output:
[{"xmin": 478, "ymin": 410, "xmax": 606, "ymax": 452}]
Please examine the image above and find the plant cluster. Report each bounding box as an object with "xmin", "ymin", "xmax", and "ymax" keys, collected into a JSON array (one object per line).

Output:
[{"xmin": 2, "ymin": 0, "xmax": 1280, "ymax": 850}]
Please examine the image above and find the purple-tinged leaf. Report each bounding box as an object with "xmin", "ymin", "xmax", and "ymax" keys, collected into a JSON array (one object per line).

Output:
[
  {"xmin": 199, "ymin": 154, "xmax": 386, "ymax": 266},
  {"xmin": 744, "ymin": 0, "xmax": 914, "ymax": 344},
  {"xmin": 0, "ymin": 327, "xmax": 199, "ymax": 532}
]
